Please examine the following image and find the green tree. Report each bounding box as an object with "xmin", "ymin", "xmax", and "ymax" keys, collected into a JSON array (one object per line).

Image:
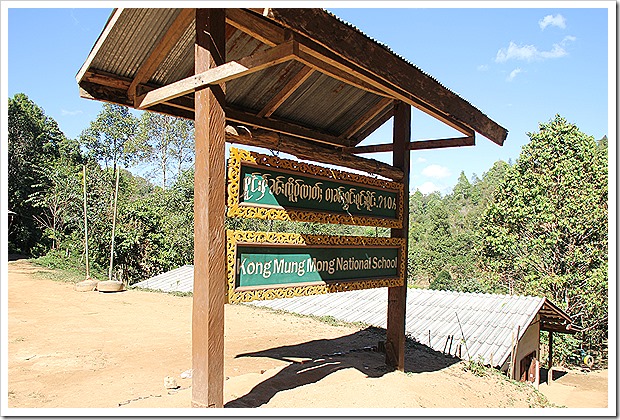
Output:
[
  {"xmin": 137, "ymin": 112, "xmax": 194, "ymax": 188},
  {"xmin": 79, "ymin": 104, "xmax": 141, "ymax": 173},
  {"xmin": 479, "ymin": 115, "xmax": 608, "ymax": 348},
  {"xmin": 8, "ymin": 93, "xmax": 74, "ymax": 254}
]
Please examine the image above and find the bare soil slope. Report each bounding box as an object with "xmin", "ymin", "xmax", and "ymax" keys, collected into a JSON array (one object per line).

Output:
[{"xmin": 6, "ymin": 260, "xmax": 608, "ymax": 412}]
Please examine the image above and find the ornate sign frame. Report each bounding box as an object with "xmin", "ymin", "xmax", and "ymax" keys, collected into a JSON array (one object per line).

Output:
[
  {"xmin": 227, "ymin": 147, "xmax": 404, "ymax": 228},
  {"xmin": 226, "ymin": 230, "xmax": 406, "ymax": 303}
]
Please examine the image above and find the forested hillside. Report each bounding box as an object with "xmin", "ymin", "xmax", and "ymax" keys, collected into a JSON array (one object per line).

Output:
[{"xmin": 8, "ymin": 93, "xmax": 608, "ymax": 356}]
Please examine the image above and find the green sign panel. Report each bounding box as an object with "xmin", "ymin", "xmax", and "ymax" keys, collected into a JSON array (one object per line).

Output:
[
  {"xmin": 227, "ymin": 148, "xmax": 403, "ymax": 228},
  {"xmin": 240, "ymin": 164, "xmax": 399, "ymax": 219},
  {"xmin": 235, "ymin": 244, "xmax": 400, "ymax": 289}
]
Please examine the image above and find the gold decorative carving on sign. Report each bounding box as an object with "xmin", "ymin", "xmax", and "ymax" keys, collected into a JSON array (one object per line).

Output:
[
  {"xmin": 227, "ymin": 147, "xmax": 404, "ymax": 228},
  {"xmin": 226, "ymin": 230, "xmax": 406, "ymax": 303}
]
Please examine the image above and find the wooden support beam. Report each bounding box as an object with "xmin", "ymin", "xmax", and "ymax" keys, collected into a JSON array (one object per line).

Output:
[
  {"xmin": 137, "ymin": 40, "xmax": 296, "ymax": 110},
  {"xmin": 257, "ymin": 66, "xmax": 315, "ymax": 118},
  {"xmin": 339, "ymin": 98, "xmax": 393, "ymax": 140},
  {"xmin": 386, "ymin": 101, "xmax": 410, "ymax": 371},
  {"xmin": 224, "ymin": 124, "xmax": 404, "ymax": 181},
  {"xmin": 225, "ymin": 106, "xmax": 355, "ymax": 148},
  {"xmin": 344, "ymin": 136, "xmax": 476, "ymax": 154},
  {"xmin": 192, "ymin": 8, "xmax": 226, "ymax": 409},
  {"xmin": 129, "ymin": 8, "xmax": 195, "ymax": 104}
]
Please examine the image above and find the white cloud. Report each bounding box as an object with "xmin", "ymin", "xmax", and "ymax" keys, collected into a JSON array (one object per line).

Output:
[
  {"xmin": 416, "ymin": 157, "xmax": 427, "ymax": 163},
  {"xmin": 561, "ymin": 35, "xmax": 577, "ymax": 45},
  {"xmin": 416, "ymin": 181, "xmax": 440, "ymax": 195},
  {"xmin": 477, "ymin": 64, "xmax": 489, "ymax": 71},
  {"xmin": 507, "ymin": 68, "xmax": 523, "ymax": 81},
  {"xmin": 539, "ymin": 14, "xmax": 566, "ymax": 30},
  {"xmin": 495, "ymin": 41, "xmax": 569, "ymax": 63},
  {"xmin": 61, "ymin": 109, "xmax": 83, "ymax": 116},
  {"xmin": 421, "ymin": 164, "xmax": 451, "ymax": 179}
]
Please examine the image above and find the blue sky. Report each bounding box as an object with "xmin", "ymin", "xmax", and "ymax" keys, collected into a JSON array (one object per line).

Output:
[{"xmin": 3, "ymin": 3, "xmax": 614, "ymax": 194}]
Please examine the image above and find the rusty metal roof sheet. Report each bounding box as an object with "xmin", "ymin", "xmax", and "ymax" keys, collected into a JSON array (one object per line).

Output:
[{"xmin": 77, "ymin": 8, "xmax": 508, "ymax": 152}]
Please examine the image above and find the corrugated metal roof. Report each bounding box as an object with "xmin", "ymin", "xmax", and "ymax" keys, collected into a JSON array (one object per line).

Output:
[
  {"xmin": 77, "ymin": 8, "xmax": 508, "ymax": 147},
  {"xmin": 132, "ymin": 265, "xmax": 194, "ymax": 293},
  {"xmin": 248, "ymin": 287, "xmax": 546, "ymax": 368}
]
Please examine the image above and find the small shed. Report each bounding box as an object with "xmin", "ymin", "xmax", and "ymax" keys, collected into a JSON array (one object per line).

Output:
[{"xmin": 248, "ymin": 288, "xmax": 578, "ymax": 382}]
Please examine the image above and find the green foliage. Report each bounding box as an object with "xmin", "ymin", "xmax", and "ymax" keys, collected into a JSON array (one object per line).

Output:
[
  {"xmin": 79, "ymin": 103, "xmax": 141, "ymax": 171},
  {"xmin": 8, "ymin": 93, "xmax": 82, "ymax": 255},
  {"xmin": 137, "ymin": 112, "xmax": 194, "ymax": 187},
  {"xmin": 479, "ymin": 115, "xmax": 608, "ymax": 349},
  {"xmin": 429, "ymin": 270, "xmax": 454, "ymax": 291}
]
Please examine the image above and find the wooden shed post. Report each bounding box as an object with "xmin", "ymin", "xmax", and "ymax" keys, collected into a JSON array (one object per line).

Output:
[
  {"xmin": 548, "ymin": 330, "xmax": 554, "ymax": 384},
  {"xmin": 386, "ymin": 101, "xmax": 411, "ymax": 370},
  {"xmin": 192, "ymin": 8, "xmax": 227, "ymax": 408}
]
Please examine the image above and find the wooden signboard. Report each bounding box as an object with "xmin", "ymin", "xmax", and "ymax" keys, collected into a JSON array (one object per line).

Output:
[
  {"xmin": 226, "ymin": 230, "xmax": 406, "ymax": 303},
  {"xmin": 227, "ymin": 147, "xmax": 403, "ymax": 228}
]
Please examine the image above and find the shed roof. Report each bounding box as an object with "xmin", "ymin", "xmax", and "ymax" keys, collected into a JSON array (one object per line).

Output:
[
  {"xmin": 248, "ymin": 288, "xmax": 578, "ymax": 368},
  {"xmin": 77, "ymin": 8, "xmax": 507, "ymax": 178},
  {"xmin": 132, "ymin": 265, "xmax": 194, "ymax": 293}
]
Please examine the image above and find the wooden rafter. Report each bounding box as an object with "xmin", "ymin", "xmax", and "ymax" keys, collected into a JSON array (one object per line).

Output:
[
  {"xmin": 225, "ymin": 106, "xmax": 355, "ymax": 148},
  {"xmin": 257, "ymin": 66, "xmax": 315, "ymax": 118},
  {"xmin": 339, "ymin": 98, "xmax": 393, "ymax": 140},
  {"xmin": 344, "ymin": 136, "xmax": 476, "ymax": 154},
  {"xmin": 137, "ymin": 40, "xmax": 297, "ymax": 110},
  {"xmin": 225, "ymin": 8, "xmax": 286, "ymax": 47},
  {"xmin": 129, "ymin": 8, "xmax": 195, "ymax": 104},
  {"xmin": 224, "ymin": 124, "xmax": 403, "ymax": 181}
]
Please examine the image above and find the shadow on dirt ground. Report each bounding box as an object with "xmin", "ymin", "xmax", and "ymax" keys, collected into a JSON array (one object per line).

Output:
[{"xmin": 226, "ymin": 327, "xmax": 460, "ymax": 408}]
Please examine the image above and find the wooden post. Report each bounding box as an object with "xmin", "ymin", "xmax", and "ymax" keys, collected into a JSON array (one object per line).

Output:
[
  {"xmin": 548, "ymin": 330, "xmax": 554, "ymax": 384},
  {"xmin": 386, "ymin": 101, "xmax": 410, "ymax": 370},
  {"xmin": 192, "ymin": 8, "xmax": 226, "ymax": 409},
  {"xmin": 82, "ymin": 165, "xmax": 89, "ymax": 279}
]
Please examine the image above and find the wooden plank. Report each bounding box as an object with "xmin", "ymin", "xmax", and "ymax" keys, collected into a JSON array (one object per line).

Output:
[
  {"xmin": 268, "ymin": 8, "xmax": 508, "ymax": 145},
  {"xmin": 339, "ymin": 98, "xmax": 393, "ymax": 140},
  {"xmin": 386, "ymin": 101, "xmax": 410, "ymax": 371},
  {"xmin": 137, "ymin": 40, "xmax": 296, "ymax": 110},
  {"xmin": 129, "ymin": 8, "xmax": 195, "ymax": 103},
  {"xmin": 225, "ymin": 106, "xmax": 354, "ymax": 148},
  {"xmin": 82, "ymin": 69, "xmax": 131, "ymax": 91},
  {"xmin": 76, "ymin": 8, "xmax": 124, "ymax": 84},
  {"xmin": 224, "ymin": 125, "xmax": 404, "ymax": 181},
  {"xmin": 226, "ymin": 8, "xmax": 286, "ymax": 47},
  {"xmin": 192, "ymin": 8, "xmax": 226, "ymax": 409},
  {"xmin": 257, "ymin": 66, "xmax": 315, "ymax": 118},
  {"xmin": 343, "ymin": 136, "xmax": 476, "ymax": 154}
]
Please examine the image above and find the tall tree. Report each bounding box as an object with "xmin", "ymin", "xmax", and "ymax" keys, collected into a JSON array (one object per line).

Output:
[
  {"xmin": 137, "ymin": 112, "xmax": 194, "ymax": 188},
  {"xmin": 479, "ymin": 115, "xmax": 608, "ymax": 346},
  {"xmin": 79, "ymin": 104, "xmax": 141, "ymax": 173}
]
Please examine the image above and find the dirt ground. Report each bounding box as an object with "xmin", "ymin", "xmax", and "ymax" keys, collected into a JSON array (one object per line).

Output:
[{"xmin": 5, "ymin": 260, "xmax": 611, "ymax": 413}]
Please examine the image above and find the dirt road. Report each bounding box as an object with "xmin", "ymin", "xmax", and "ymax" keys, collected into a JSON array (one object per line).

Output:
[{"xmin": 5, "ymin": 260, "xmax": 610, "ymax": 413}]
